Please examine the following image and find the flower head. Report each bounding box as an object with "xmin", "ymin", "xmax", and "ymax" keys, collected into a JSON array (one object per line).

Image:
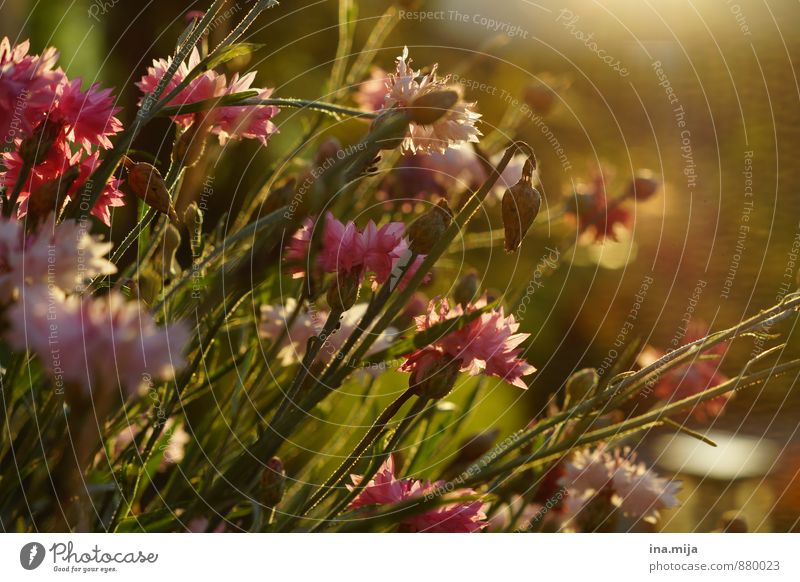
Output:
[
  {"xmin": 382, "ymin": 47, "xmax": 481, "ymax": 154},
  {"xmin": 401, "ymin": 297, "xmax": 535, "ymax": 389},
  {"xmin": 53, "ymin": 77, "xmax": 123, "ymax": 151},
  {"xmin": 566, "ymin": 166, "xmax": 631, "ymax": 242},
  {"xmin": 349, "ymin": 455, "xmax": 487, "ymax": 532}
]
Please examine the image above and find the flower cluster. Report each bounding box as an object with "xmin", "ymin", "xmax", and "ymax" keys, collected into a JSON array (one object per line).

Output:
[
  {"xmin": 400, "ymin": 297, "xmax": 536, "ymax": 390},
  {"xmin": 136, "ymin": 47, "xmax": 279, "ymax": 146},
  {"xmin": 558, "ymin": 446, "xmax": 681, "ymax": 527},
  {"xmin": 349, "ymin": 455, "xmax": 486, "ymax": 532},
  {"xmin": 286, "ymin": 212, "xmax": 427, "ymax": 289},
  {"xmin": 0, "ymin": 218, "xmax": 187, "ymax": 397},
  {"xmin": 359, "ymin": 47, "xmax": 481, "ymax": 155},
  {"xmin": 0, "ymin": 37, "xmax": 125, "ymax": 224}
]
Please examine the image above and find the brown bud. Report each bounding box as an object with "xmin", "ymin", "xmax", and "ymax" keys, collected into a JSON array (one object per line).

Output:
[
  {"xmin": 260, "ymin": 457, "xmax": 287, "ymax": 508},
  {"xmin": 26, "ymin": 165, "xmax": 80, "ymax": 225},
  {"xmin": 19, "ymin": 120, "xmax": 65, "ymax": 166},
  {"xmin": 122, "ymin": 156, "xmax": 180, "ymax": 224},
  {"xmin": 183, "ymin": 202, "xmax": 203, "ymax": 234},
  {"xmin": 326, "ymin": 270, "xmax": 361, "ymax": 312},
  {"xmin": 411, "ymin": 354, "xmax": 462, "ymax": 401},
  {"xmin": 407, "ymin": 199, "xmax": 452, "ymax": 255},
  {"xmin": 453, "ymin": 270, "xmax": 480, "ymax": 307},
  {"xmin": 626, "ymin": 170, "xmax": 659, "ymax": 201},
  {"xmin": 313, "ymin": 137, "xmax": 343, "ymax": 167},
  {"xmin": 502, "ymin": 161, "xmax": 541, "ymax": 252},
  {"xmin": 408, "ymin": 90, "xmax": 459, "ymax": 125}
]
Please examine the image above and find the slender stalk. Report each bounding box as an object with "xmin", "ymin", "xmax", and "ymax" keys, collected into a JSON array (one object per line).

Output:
[{"xmin": 158, "ymin": 97, "xmax": 375, "ymax": 120}]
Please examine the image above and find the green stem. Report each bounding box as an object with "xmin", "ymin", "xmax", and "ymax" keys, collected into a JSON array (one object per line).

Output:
[{"xmin": 158, "ymin": 97, "xmax": 375, "ymax": 120}]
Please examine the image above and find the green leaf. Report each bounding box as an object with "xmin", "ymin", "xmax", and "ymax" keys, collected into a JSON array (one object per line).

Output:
[{"xmin": 362, "ymin": 300, "xmax": 499, "ymax": 366}]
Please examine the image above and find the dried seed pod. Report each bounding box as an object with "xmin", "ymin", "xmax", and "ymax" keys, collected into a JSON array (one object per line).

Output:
[
  {"xmin": 260, "ymin": 457, "xmax": 287, "ymax": 508},
  {"xmin": 407, "ymin": 199, "xmax": 452, "ymax": 255},
  {"xmin": 408, "ymin": 90, "xmax": 459, "ymax": 125},
  {"xmin": 122, "ymin": 156, "xmax": 180, "ymax": 224},
  {"xmin": 161, "ymin": 223, "xmax": 182, "ymax": 278},
  {"xmin": 502, "ymin": 159, "xmax": 541, "ymax": 252},
  {"xmin": 173, "ymin": 115, "xmax": 210, "ymax": 168},
  {"xmin": 326, "ymin": 269, "xmax": 361, "ymax": 313},
  {"xmin": 26, "ymin": 165, "xmax": 80, "ymax": 225}
]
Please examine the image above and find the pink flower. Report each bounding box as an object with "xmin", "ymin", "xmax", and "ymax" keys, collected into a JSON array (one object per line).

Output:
[
  {"xmin": 383, "ymin": 47, "xmax": 481, "ymax": 155},
  {"xmin": 136, "ymin": 49, "xmax": 279, "ymax": 145},
  {"xmin": 640, "ymin": 322, "xmax": 731, "ymax": 421},
  {"xmin": 1, "ymin": 140, "xmax": 125, "ymax": 225},
  {"xmin": 349, "ymin": 455, "xmax": 487, "ymax": 532},
  {"xmin": 361, "ymin": 220, "xmax": 404, "ymax": 282},
  {"xmin": 8, "ymin": 287, "xmax": 189, "ymax": 397},
  {"xmin": 319, "ymin": 212, "xmax": 365, "ymax": 275},
  {"xmin": 559, "ymin": 446, "xmax": 680, "ymax": 526},
  {"xmin": 53, "ymin": 78, "xmax": 123, "ymax": 151},
  {"xmin": 401, "ymin": 297, "xmax": 536, "ymax": 389},
  {"xmin": 208, "ymin": 73, "xmax": 279, "ymax": 145},
  {"xmin": 0, "ymin": 38, "xmax": 63, "ymax": 140}
]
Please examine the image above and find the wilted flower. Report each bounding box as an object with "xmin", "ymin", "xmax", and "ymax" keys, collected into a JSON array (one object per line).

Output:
[
  {"xmin": 349, "ymin": 454, "xmax": 487, "ymax": 532},
  {"xmin": 559, "ymin": 446, "xmax": 680, "ymax": 527},
  {"xmin": 401, "ymin": 296, "xmax": 535, "ymax": 389},
  {"xmin": 382, "ymin": 47, "xmax": 481, "ymax": 154}
]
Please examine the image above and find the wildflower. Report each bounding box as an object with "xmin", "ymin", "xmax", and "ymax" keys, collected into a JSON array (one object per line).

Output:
[
  {"xmin": 8, "ymin": 286, "xmax": 189, "ymax": 396},
  {"xmin": 318, "ymin": 212, "xmax": 366, "ymax": 275},
  {"xmin": 638, "ymin": 321, "xmax": 731, "ymax": 421},
  {"xmin": 565, "ymin": 166, "xmax": 631, "ymax": 243},
  {"xmin": 558, "ymin": 446, "xmax": 680, "ymax": 527},
  {"xmin": 349, "ymin": 454, "xmax": 487, "ymax": 532},
  {"xmin": 401, "ymin": 297, "xmax": 535, "ymax": 389},
  {"xmin": 53, "ymin": 77, "xmax": 123, "ymax": 152},
  {"xmin": 136, "ymin": 48, "xmax": 279, "ymax": 146},
  {"xmin": 382, "ymin": 47, "xmax": 481, "ymax": 154}
]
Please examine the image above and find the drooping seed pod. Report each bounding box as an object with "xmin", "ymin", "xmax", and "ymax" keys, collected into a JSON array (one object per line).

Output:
[
  {"xmin": 326, "ymin": 269, "xmax": 361, "ymax": 313},
  {"xmin": 26, "ymin": 165, "xmax": 80, "ymax": 225},
  {"xmin": 19, "ymin": 120, "xmax": 65, "ymax": 166},
  {"xmin": 121, "ymin": 156, "xmax": 180, "ymax": 225},
  {"xmin": 563, "ymin": 368, "xmax": 599, "ymax": 409},
  {"xmin": 410, "ymin": 353, "xmax": 462, "ymax": 401},
  {"xmin": 260, "ymin": 457, "xmax": 287, "ymax": 508},
  {"xmin": 626, "ymin": 170, "xmax": 660, "ymax": 201},
  {"xmin": 502, "ymin": 159, "xmax": 541, "ymax": 252},
  {"xmin": 407, "ymin": 199, "xmax": 452, "ymax": 255},
  {"xmin": 453, "ymin": 270, "xmax": 480, "ymax": 307},
  {"xmin": 408, "ymin": 90, "xmax": 459, "ymax": 125}
]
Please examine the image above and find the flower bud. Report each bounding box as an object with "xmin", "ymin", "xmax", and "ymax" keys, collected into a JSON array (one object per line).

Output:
[
  {"xmin": 136, "ymin": 267, "xmax": 162, "ymax": 305},
  {"xmin": 407, "ymin": 199, "xmax": 452, "ymax": 255},
  {"xmin": 122, "ymin": 156, "xmax": 180, "ymax": 225},
  {"xmin": 19, "ymin": 120, "xmax": 65, "ymax": 166},
  {"xmin": 313, "ymin": 137, "xmax": 343, "ymax": 167},
  {"xmin": 26, "ymin": 165, "xmax": 80, "ymax": 225},
  {"xmin": 370, "ymin": 109, "xmax": 410, "ymax": 151},
  {"xmin": 260, "ymin": 457, "xmax": 287, "ymax": 508},
  {"xmin": 626, "ymin": 170, "xmax": 659, "ymax": 201},
  {"xmin": 453, "ymin": 270, "xmax": 480, "ymax": 307},
  {"xmin": 408, "ymin": 90, "xmax": 459, "ymax": 125},
  {"xmin": 502, "ymin": 160, "xmax": 541, "ymax": 252},
  {"xmin": 564, "ymin": 368, "xmax": 599, "ymax": 408},
  {"xmin": 326, "ymin": 269, "xmax": 361, "ymax": 312},
  {"xmin": 410, "ymin": 352, "xmax": 462, "ymax": 401}
]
